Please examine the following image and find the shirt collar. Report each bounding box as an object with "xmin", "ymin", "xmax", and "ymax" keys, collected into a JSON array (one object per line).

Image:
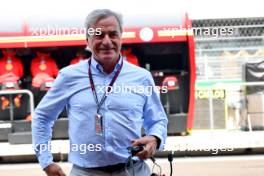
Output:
[{"xmin": 90, "ymin": 55, "xmax": 123, "ymax": 75}]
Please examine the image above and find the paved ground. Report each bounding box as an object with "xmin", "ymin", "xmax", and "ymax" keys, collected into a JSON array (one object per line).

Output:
[
  {"xmin": 0, "ymin": 155, "xmax": 264, "ymax": 176},
  {"xmin": 1, "ymin": 131, "xmax": 264, "ymax": 157},
  {"xmin": 1, "ymin": 130, "xmax": 264, "ymax": 176}
]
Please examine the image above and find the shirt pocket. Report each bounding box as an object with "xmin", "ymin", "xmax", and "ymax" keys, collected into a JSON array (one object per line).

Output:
[
  {"xmin": 107, "ymin": 92, "xmax": 144, "ymax": 122},
  {"xmin": 69, "ymin": 103, "xmax": 95, "ymax": 121},
  {"xmin": 69, "ymin": 104, "xmax": 84, "ymax": 116}
]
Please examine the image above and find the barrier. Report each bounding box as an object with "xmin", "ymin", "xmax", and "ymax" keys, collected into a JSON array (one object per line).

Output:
[
  {"xmin": 194, "ymin": 81, "xmax": 264, "ymax": 132},
  {"xmin": 0, "ymin": 89, "xmax": 34, "ymax": 132}
]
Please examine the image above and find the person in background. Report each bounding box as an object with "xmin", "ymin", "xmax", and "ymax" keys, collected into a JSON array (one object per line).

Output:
[
  {"xmin": 121, "ymin": 47, "xmax": 140, "ymax": 66},
  {"xmin": 30, "ymin": 50, "xmax": 59, "ymax": 107},
  {"xmin": 30, "ymin": 50, "xmax": 58, "ymax": 79},
  {"xmin": 0, "ymin": 49, "xmax": 24, "ymax": 110},
  {"xmin": 70, "ymin": 49, "xmax": 89, "ymax": 65}
]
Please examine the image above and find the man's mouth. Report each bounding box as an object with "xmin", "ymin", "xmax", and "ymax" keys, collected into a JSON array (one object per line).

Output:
[
  {"xmin": 99, "ymin": 48, "xmax": 115, "ymax": 54},
  {"xmin": 99, "ymin": 48, "xmax": 114, "ymax": 51}
]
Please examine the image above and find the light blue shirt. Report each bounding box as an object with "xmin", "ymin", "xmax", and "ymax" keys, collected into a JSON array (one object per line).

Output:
[{"xmin": 32, "ymin": 56, "xmax": 168, "ymax": 169}]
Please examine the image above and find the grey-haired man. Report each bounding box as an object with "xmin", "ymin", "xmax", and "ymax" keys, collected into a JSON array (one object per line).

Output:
[{"xmin": 32, "ymin": 9, "xmax": 168, "ymax": 176}]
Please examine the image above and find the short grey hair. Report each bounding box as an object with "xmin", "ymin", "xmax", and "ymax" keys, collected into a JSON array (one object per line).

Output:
[{"xmin": 85, "ymin": 9, "xmax": 123, "ymax": 39}]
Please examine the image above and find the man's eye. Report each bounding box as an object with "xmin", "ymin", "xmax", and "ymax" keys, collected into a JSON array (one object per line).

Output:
[
  {"xmin": 93, "ymin": 32, "xmax": 119, "ymax": 39},
  {"xmin": 94, "ymin": 33, "xmax": 104, "ymax": 39},
  {"xmin": 109, "ymin": 32, "xmax": 119, "ymax": 38}
]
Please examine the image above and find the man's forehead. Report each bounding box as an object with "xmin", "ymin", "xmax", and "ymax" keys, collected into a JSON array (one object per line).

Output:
[
  {"xmin": 91, "ymin": 18, "xmax": 121, "ymax": 33},
  {"xmin": 94, "ymin": 16, "xmax": 119, "ymax": 27}
]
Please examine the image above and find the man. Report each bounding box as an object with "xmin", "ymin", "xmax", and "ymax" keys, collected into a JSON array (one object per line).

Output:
[
  {"xmin": 32, "ymin": 9, "xmax": 168, "ymax": 176},
  {"xmin": 70, "ymin": 49, "xmax": 89, "ymax": 65},
  {"xmin": 30, "ymin": 50, "xmax": 59, "ymax": 78},
  {"xmin": 0, "ymin": 49, "xmax": 24, "ymax": 109},
  {"xmin": 30, "ymin": 50, "xmax": 59, "ymax": 106},
  {"xmin": 121, "ymin": 47, "xmax": 140, "ymax": 66}
]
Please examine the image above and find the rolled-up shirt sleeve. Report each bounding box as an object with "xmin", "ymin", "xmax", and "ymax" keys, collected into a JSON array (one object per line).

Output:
[
  {"xmin": 32, "ymin": 71, "xmax": 69, "ymax": 169},
  {"xmin": 143, "ymin": 72, "xmax": 168, "ymax": 150}
]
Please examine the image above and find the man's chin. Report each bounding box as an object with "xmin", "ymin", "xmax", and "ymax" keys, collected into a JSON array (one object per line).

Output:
[{"xmin": 99, "ymin": 54, "xmax": 118, "ymax": 61}]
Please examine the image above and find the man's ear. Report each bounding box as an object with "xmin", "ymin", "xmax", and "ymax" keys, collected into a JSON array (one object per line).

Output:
[
  {"xmin": 86, "ymin": 36, "xmax": 93, "ymax": 50},
  {"xmin": 86, "ymin": 36, "xmax": 91, "ymax": 46},
  {"xmin": 85, "ymin": 46, "xmax": 91, "ymax": 53}
]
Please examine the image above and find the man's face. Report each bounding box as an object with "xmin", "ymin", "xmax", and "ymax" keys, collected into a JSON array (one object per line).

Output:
[{"xmin": 88, "ymin": 16, "xmax": 122, "ymax": 63}]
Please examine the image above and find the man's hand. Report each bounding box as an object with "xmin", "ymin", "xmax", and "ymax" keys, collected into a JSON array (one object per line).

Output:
[
  {"xmin": 44, "ymin": 163, "xmax": 66, "ymax": 176},
  {"xmin": 131, "ymin": 136, "xmax": 158, "ymax": 160}
]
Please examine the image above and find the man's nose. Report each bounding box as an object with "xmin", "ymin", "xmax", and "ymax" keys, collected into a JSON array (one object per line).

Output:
[{"xmin": 102, "ymin": 35, "xmax": 111, "ymax": 45}]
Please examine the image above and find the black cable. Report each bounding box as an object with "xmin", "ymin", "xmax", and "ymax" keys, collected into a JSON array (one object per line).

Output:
[
  {"xmin": 150, "ymin": 156, "xmax": 162, "ymax": 176},
  {"xmin": 150, "ymin": 156, "xmax": 156, "ymax": 163},
  {"xmin": 125, "ymin": 155, "xmax": 135, "ymax": 176},
  {"xmin": 131, "ymin": 156, "xmax": 135, "ymax": 176},
  {"xmin": 168, "ymin": 153, "xmax": 173, "ymax": 176},
  {"xmin": 127, "ymin": 145, "xmax": 144, "ymax": 176},
  {"xmin": 127, "ymin": 145, "xmax": 164, "ymax": 176}
]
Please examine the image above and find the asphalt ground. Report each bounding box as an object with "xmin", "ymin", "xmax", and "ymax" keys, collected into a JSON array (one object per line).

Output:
[{"xmin": 0, "ymin": 155, "xmax": 264, "ymax": 176}]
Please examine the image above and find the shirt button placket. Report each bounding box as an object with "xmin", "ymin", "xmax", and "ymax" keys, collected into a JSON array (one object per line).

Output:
[{"xmin": 104, "ymin": 75, "xmax": 112, "ymax": 152}]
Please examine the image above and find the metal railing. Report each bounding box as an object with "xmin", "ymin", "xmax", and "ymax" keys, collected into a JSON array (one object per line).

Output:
[
  {"xmin": 194, "ymin": 81, "xmax": 264, "ymax": 132},
  {"xmin": 0, "ymin": 89, "xmax": 34, "ymax": 132}
]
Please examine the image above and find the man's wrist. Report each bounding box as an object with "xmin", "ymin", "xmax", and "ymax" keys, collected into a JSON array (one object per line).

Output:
[{"xmin": 150, "ymin": 135, "xmax": 161, "ymax": 149}]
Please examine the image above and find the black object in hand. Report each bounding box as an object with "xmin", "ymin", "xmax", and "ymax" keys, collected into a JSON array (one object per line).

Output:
[
  {"xmin": 127, "ymin": 144, "xmax": 145, "ymax": 156},
  {"xmin": 150, "ymin": 173, "xmax": 159, "ymax": 176}
]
